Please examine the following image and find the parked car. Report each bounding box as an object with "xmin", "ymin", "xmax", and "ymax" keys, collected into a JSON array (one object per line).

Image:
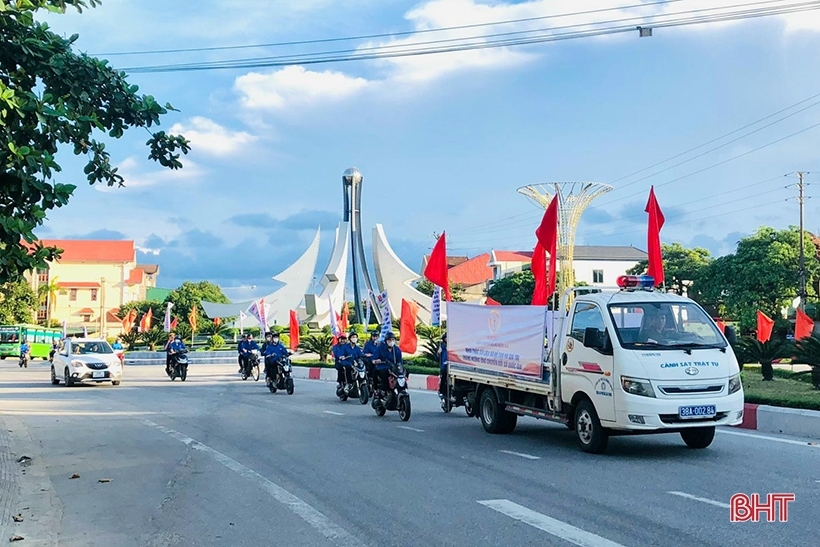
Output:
[{"xmin": 51, "ymin": 338, "xmax": 122, "ymax": 387}]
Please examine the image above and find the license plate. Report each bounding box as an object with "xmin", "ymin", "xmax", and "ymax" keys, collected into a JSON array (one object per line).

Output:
[
  {"xmin": 679, "ymin": 405, "xmax": 716, "ymax": 419},
  {"xmin": 92, "ymin": 371, "xmax": 105, "ymax": 379}
]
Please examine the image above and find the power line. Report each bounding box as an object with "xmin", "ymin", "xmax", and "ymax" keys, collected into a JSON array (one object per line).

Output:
[
  {"xmin": 94, "ymin": 0, "xmax": 686, "ymax": 57},
  {"xmin": 120, "ymin": 1, "xmax": 820, "ymax": 73}
]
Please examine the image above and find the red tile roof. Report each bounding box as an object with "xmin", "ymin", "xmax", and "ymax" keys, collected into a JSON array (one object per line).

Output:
[
  {"xmin": 106, "ymin": 309, "xmax": 121, "ymax": 323},
  {"xmin": 77, "ymin": 308, "xmax": 95, "ymax": 315},
  {"xmin": 35, "ymin": 240, "xmax": 135, "ymax": 263},
  {"xmin": 57, "ymin": 281, "xmax": 100, "ymax": 288},
  {"xmin": 493, "ymin": 251, "xmax": 534, "ymax": 262},
  {"xmin": 448, "ymin": 253, "xmax": 493, "ymax": 286},
  {"xmin": 125, "ymin": 268, "xmax": 144, "ymax": 285}
]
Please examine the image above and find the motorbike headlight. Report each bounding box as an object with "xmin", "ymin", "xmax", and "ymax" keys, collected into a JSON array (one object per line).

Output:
[
  {"xmin": 71, "ymin": 360, "xmax": 86, "ymax": 369},
  {"xmin": 398, "ymin": 377, "xmax": 406, "ymax": 387},
  {"xmin": 728, "ymin": 374, "xmax": 742, "ymax": 395},
  {"xmin": 621, "ymin": 376, "xmax": 656, "ymax": 398}
]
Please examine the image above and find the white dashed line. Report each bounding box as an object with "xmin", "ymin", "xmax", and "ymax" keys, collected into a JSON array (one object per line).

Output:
[
  {"xmin": 667, "ymin": 491, "xmax": 730, "ymax": 509},
  {"xmin": 323, "ymin": 410, "xmax": 345, "ymax": 416},
  {"xmin": 479, "ymin": 499, "xmax": 626, "ymax": 547},
  {"xmin": 398, "ymin": 425, "xmax": 424, "ymax": 432},
  {"xmin": 500, "ymin": 450, "xmax": 541, "ymax": 460}
]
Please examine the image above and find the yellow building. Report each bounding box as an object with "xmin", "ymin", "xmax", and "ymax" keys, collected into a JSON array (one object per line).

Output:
[{"xmin": 27, "ymin": 240, "xmax": 159, "ymax": 338}]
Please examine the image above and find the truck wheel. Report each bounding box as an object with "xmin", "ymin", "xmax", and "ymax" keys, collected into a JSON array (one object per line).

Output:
[
  {"xmin": 680, "ymin": 426, "xmax": 715, "ymax": 449},
  {"xmin": 479, "ymin": 389, "xmax": 517, "ymax": 434},
  {"xmin": 574, "ymin": 399, "xmax": 608, "ymax": 454}
]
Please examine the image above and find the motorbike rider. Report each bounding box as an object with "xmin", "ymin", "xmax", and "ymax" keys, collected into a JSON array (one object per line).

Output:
[
  {"xmin": 261, "ymin": 331, "xmax": 289, "ymax": 383},
  {"xmin": 348, "ymin": 330, "xmax": 364, "ymax": 363},
  {"xmin": 332, "ymin": 332, "xmax": 353, "ymax": 389},
  {"xmin": 363, "ymin": 331, "xmax": 379, "ymax": 390},
  {"xmin": 19, "ymin": 338, "xmax": 30, "ymax": 366},
  {"xmin": 167, "ymin": 334, "xmax": 187, "ymax": 373},
  {"xmin": 237, "ymin": 333, "xmax": 248, "ymax": 372},
  {"xmin": 373, "ymin": 331, "xmax": 402, "ymax": 396},
  {"xmin": 164, "ymin": 334, "xmax": 175, "ymax": 374},
  {"xmin": 240, "ymin": 334, "xmax": 260, "ymax": 374},
  {"xmin": 438, "ymin": 332, "xmax": 448, "ymax": 399}
]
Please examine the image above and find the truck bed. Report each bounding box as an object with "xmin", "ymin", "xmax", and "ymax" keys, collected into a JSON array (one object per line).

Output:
[{"xmin": 449, "ymin": 362, "xmax": 553, "ymax": 397}]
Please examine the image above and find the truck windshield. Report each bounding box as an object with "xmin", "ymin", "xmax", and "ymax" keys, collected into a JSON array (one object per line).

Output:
[
  {"xmin": 0, "ymin": 328, "xmax": 20, "ymax": 344},
  {"xmin": 608, "ymin": 302, "xmax": 726, "ymax": 350}
]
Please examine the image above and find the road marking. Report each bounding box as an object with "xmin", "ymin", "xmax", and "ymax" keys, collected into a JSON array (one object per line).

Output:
[
  {"xmin": 719, "ymin": 429, "xmax": 820, "ymax": 448},
  {"xmin": 500, "ymin": 450, "xmax": 541, "ymax": 460},
  {"xmin": 667, "ymin": 491, "xmax": 730, "ymax": 509},
  {"xmin": 143, "ymin": 420, "xmax": 365, "ymax": 547},
  {"xmin": 323, "ymin": 411, "xmax": 344, "ymax": 416},
  {"xmin": 398, "ymin": 425, "xmax": 424, "ymax": 432},
  {"xmin": 478, "ymin": 499, "xmax": 626, "ymax": 547}
]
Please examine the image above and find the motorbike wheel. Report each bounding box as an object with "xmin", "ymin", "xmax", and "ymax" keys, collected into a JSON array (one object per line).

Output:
[
  {"xmin": 465, "ymin": 399, "xmax": 476, "ymax": 418},
  {"xmin": 339, "ymin": 392, "xmax": 348, "ymax": 402},
  {"xmin": 252, "ymin": 364, "xmax": 260, "ymax": 382},
  {"xmin": 286, "ymin": 378, "xmax": 294, "ymax": 395},
  {"xmin": 359, "ymin": 384, "xmax": 369, "ymax": 405},
  {"xmin": 268, "ymin": 379, "xmax": 277, "ymax": 393},
  {"xmin": 375, "ymin": 405, "xmax": 386, "ymax": 417},
  {"xmin": 180, "ymin": 366, "xmax": 187, "ymax": 382},
  {"xmin": 399, "ymin": 396, "xmax": 412, "ymax": 422}
]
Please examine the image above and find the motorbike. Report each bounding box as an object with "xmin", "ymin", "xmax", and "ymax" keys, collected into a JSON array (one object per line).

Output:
[
  {"xmin": 18, "ymin": 353, "xmax": 28, "ymax": 368},
  {"xmin": 440, "ymin": 370, "xmax": 477, "ymax": 417},
  {"xmin": 266, "ymin": 356, "xmax": 295, "ymax": 395},
  {"xmin": 167, "ymin": 349, "xmax": 189, "ymax": 381},
  {"xmin": 242, "ymin": 349, "xmax": 261, "ymax": 381},
  {"xmin": 371, "ymin": 363, "xmax": 411, "ymax": 421},
  {"xmin": 335, "ymin": 364, "xmax": 356, "ymax": 402},
  {"xmin": 352, "ymin": 359, "xmax": 369, "ymax": 404}
]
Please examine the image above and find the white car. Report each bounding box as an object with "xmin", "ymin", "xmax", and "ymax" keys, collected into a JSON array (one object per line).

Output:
[{"xmin": 51, "ymin": 338, "xmax": 122, "ymax": 387}]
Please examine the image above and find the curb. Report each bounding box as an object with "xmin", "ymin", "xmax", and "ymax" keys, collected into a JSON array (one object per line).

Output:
[{"xmin": 734, "ymin": 402, "xmax": 820, "ymax": 439}]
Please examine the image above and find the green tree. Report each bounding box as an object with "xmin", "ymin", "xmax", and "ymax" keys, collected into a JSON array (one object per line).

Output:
[
  {"xmin": 119, "ymin": 330, "xmax": 140, "ymax": 350},
  {"xmin": 36, "ymin": 277, "xmax": 60, "ymax": 324},
  {"xmin": 792, "ymin": 334, "xmax": 820, "ymax": 389},
  {"xmin": 415, "ymin": 279, "xmax": 466, "ymax": 302},
  {"xmin": 298, "ymin": 333, "xmax": 333, "ymax": 362},
  {"xmin": 0, "ymin": 0, "xmax": 190, "ymax": 283},
  {"xmin": 695, "ymin": 227, "xmax": 820, "ymax": 330},
  {"xmin": 141, "ymin": 326, "xmax": 168, "ymax": 351},
  {"xmin": 206, "ymin": 334, "xmax": 225, "ymax": 350},
  {"xmin": 0, "ymin": 280, "xmax": 36, "ymax": 323},
  {"xmin": 199, "ymin": 320, "xmax": 230, "ymax": 337},
  {"xmin": 737, "ymin": 337, "xmax": 793, "ymax": 381},
  {"xmin": 416, "ymin": 324, "xmax": 443, "ymax": 362},
  {"xmin": 172, "ymin": 322, "xmax": 192, "ymax": 343},
  {"xmin": 486, "ymin": 270, "xmax": 535, "ymax": 305},
  {"xmin": 165, "ymin": 281, "xmax": 230, "ymax": 327},
  {"xmin": 627, "ymin": 242, "xmax": 712, "ymax": 295}
]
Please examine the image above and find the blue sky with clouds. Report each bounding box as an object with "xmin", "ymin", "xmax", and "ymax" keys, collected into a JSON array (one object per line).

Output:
[{"xmin": 37, "ymin": 0, "xmax": 820, "ymax": 298}]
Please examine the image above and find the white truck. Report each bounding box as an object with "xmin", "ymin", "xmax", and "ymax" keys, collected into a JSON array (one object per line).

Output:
[{"xmin": 445, "ymin": 275, "xmax": 744, "ymax": 453}]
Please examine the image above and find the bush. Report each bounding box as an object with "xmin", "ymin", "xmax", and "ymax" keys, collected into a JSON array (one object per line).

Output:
[
  {"xmin": 321, "ymin": 325, "xmax": 332, "ymax": 335},
  {"xmin": 279, "ymin": 333, "xmax": 290, "ymax": 348},
  {"xmin": 299, "ymin": 324, "xmax": 309, "ymax": 336},
  {"xmin": 207, "ymin": 334, "xmax": 225, "ymax": 350},
  {"xmin": 299, "ymin": 333, "xmax": 333, "ymax": 362},
  {"xmin": 349, "ymin": 323, "xmax": 366, "ymax": 337}
]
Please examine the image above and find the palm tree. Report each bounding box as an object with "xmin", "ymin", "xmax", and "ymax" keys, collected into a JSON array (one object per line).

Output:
[
  {"xmin": 120, "ymin": 330, "xmax": 141, "ymax": 351},
  {"xmin": 173, "ymin": 322, "xmax": 193, "ymax": 343},
  {"xmin": 199, "ymin": 320, "xmax": 229, "ymax": 337},
  {"xmin": 416, "ymin": 324, "xmax": 443, "ymax": 363},
  {"xmin": 737, "ymin": 337, "xmax": 793, "ymax": 381},
  {"xmin": 792, "ymin": 334, "xmax": 820, "ymax": 389},
  {"xmin": 298, "ymin": 333, "xmax": 333, "ymax": 362},
  {"xmin": 37, "ymin": 277, "xmax": 59, "ymax": 325},
  {"xmin": 142, "ymin": 327, "xmax": 169, "ymax": 351}
]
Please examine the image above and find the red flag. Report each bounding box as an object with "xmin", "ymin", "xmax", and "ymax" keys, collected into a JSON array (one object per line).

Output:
[
  {"xmin": 399, "ymin": 299, "xmax": 419, "ymax": 354},
  {"xmin": 485, "ymin": 297, "xmax": 501, "ymax": 306},
  {"xmin": 796, "ymin": 308, "xmax": 814, "ymax": 340},
  {"xmin": 645, "ymin": 186, "xmax": 665, "ymax": 287},
  {"xmin": 170, "ymin": 317, "xmax": 178, "ymax": 330},
  {"xmin": 531, "ymin": 241, "xmax": 548, "ymax": 305},
  {"xmin": 140, "ymin": 308, "xmax": 153, "ymax": 332},
  {"xmin": 213, "ymin": 317, "xmax": 221, "ymax": 326},
  {"xmin": 188, "ymin": 305, "xmax": 198, "ymax": 333},
  {"xmin": 424, "ymin": 232, "xmax": 451, "ymax": 301},
  {"xmin": 716, "ymin": 320, "xmax": 726, "ymax": 334},
  {"xmin": 535, "ymin": 195, "xmax": 558, "ymax": 298},
  {"xmin": 340, "ymin": 302, "xmax": 349, "ymax": 332},
  {"xmin": 289, "ymin": 310, "xmax": 300, "ymax": 351},
  {"xmin": 756, "ymin": 311, "xmax": 774, "ymax": 343}
]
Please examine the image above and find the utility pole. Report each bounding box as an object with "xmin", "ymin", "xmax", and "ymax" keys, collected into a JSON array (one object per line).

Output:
[{"xmin": 797, "ymin": 172, "xmax": 808, "ymax": 310}]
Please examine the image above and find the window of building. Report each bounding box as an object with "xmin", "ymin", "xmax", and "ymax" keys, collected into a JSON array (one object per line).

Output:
[
  {"xmin": 82, "ymin": 314, "xmax": 91, "ymax": 323},
  {"xmin": 37, "ymin": 309, "xmax": 47, "ymax": 321},
  {"xmin": 69, "ymin": 289, "xmax": 77, "ymax": 301},
  {"xmin": 90, "ymin": 289, "xmax": 98, "ymax": 301},
  {"xmin": 37, "ymin": 268, "xmax": 49, "ymax": 283},
  {"xmin": 593, "ymin": 270, "xmax": 604, "ymax": 284}
]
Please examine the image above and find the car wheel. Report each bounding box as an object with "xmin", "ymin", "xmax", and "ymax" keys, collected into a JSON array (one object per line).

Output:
[
  {"xmin": 64, "ymin": 368, "xmax": 74, "ymax": 387},
  {"xmin": 574, "ymin": 399, "xmax": 609, "ymax": 454},
  {"xmin": 112, "ymin": 380, "xmax": 121, "ymax": 386},
  {"xmin": 51, "ymin": 366, "xmax": 60, "ymax": 385},
  {"xmin": 680, "ymin": 426, "xmax": 715, "ymax": 449}
]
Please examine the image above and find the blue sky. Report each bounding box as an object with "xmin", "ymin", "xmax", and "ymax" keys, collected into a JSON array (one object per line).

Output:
[{"xmin": 37, "ymin": 0, "xmax": 820, "ymax": 299}]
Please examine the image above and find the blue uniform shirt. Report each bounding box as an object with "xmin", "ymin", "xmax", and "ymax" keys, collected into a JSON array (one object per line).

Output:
[
  {"xmin": 333, "ymin": 343, "xmax": 352, "ymax": 367},
  {"xmin": 363, "ymin": 340, "xmax": 379, "ymax": 358},
  {"xmin": 375, "ymin": 343, "xmax": 402, "ymax": 371},
  {"xmin": 348, "ymin": 343, "xmax": 364, "ymax": 361},
  {"xmin": 262, "ymin": 341, "xmax": 289, "ymax": 360},
  {"xmin": 20, "ymin": 343, "xmax": 30, "ymax": 356},
  {"xmin": 168, "ymin": 339, "xmax": 186, "ymax": 353},
  {"xmin": 439, "ymin": 341, "xmax": 447, "ymax": 372}
]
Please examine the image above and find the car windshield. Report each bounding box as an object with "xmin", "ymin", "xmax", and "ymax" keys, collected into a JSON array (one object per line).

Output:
[
  {"xmin": 72, "ymin": 341, "xmax": 113, "ymax": 355},
  {"xmin": 608, "ymin": 301, "xmax": 726, "ymax": 350}
]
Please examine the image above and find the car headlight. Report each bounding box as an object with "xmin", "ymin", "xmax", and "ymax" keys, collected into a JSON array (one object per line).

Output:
[
  {"xmin": 728, "ymin": 374, "xmax": 742, "ymax": 395},
  {"xmin": 71, "ymin": 360, "xmax": 86, "ymax": 368},
  {"xmin": 621, "ymin": 376, "xmax": 656, "ymax": 398}
]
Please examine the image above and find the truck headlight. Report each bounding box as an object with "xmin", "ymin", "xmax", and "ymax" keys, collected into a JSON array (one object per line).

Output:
[
  {"xmin": 621, "ymin": 376, "xmax": 656, "ymax": 398},
  {"xmin": 728, "ymin": 374, "xmax": 742, "ymax": 394}
]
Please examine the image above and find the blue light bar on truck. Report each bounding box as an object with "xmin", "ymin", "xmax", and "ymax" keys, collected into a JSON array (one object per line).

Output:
[{"xmin": 616, "ymin": 275, "xmax": 655, "ymax": 289}]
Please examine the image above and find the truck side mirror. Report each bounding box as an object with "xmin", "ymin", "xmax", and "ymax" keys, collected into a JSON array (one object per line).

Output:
[
  {"xmin": 725, "ymin": 325, "xmax": 737, "ymax": 346},
  {"xmin": 583, "ymin": 327, "xmax": 604, "ymax": 350}
]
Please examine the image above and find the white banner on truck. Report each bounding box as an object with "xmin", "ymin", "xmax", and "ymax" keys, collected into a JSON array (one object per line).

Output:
[{"xmin": 447, "ymin": 303, "xmax": 547, "ymax": 379}]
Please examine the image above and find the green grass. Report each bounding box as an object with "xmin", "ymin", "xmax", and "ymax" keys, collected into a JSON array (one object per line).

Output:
[{"xmin": 741, "ymin": 366, "xmax": 820, "ymax": 411}]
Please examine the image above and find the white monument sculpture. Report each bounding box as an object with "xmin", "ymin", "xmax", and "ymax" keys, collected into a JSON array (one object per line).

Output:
[{"xmin": 302, "ymin": 222, "xmax": 349, "ymax": 326}]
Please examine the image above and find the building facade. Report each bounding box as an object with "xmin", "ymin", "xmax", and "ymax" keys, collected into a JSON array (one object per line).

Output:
[{"xmin": 26, "ymin": 240, "xmax": 158, "ymax": 338}]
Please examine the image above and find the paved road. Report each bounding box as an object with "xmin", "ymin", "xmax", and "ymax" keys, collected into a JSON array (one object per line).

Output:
[{"xmin": 0, "ymin": 361, "xmax": 818, "ymax": 546}]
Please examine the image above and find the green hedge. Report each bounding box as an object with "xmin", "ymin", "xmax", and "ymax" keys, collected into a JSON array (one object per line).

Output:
[{"xmin": 741, "ymin": 368, "xmax": 820, "ymax": 411}]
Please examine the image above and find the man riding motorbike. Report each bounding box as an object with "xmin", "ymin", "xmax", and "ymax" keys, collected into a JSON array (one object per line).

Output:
[
  {"xmin": 261, "ymin": 331, "xmax": 289, "ymax": 384},
  {"xmin": 19, "ymin": 339, "xmax": 30, "ymax": 368},
  {"xmin": 237, "ymin": 333, "xmax": 248, "ymax": 372},
  {"xmin": 332, "ymin": 332, "xmax": 353, "ymax": 390},
  {"xmin": 373, "ymin": 331, "xmax": 402, "ymax": 396},
  {"xmin": 239, "ymin": 334, "xmax": 260, "ymax": 375},
  {"xmin": 167, "ymin": 334, "xmax": 187, "ymax": 375},
  {"xmin": 363, "ymin": 330, "xmax": 379, "ymax": 392}
]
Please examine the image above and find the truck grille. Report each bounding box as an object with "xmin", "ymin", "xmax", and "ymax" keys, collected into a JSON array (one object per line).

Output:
[
  {"xmin": 658, "ymin": 384, "xmax": 724, "ymax": 395},
  {"xmin": 659, "ymin": 412, "xmax": 728, "ymax": 424}
]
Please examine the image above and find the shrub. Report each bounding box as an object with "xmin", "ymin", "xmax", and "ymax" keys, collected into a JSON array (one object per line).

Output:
[
  {"xmin": 279, "ymin": 333, "xmax": 290, "ymax": 348},
  {"xmin": 349, "ymin": 323, "xmax": 366, "ymax": 337},
  {"xmin": 207, "ymin": 334, "xmax": 225, "ymax": 350},
  {"xmin": 173, "ymin": 322, "xmax": 193, "ymax": 342},
  {"xmin": 416, "ymin": 325, "xmax": 443, "ymax": 362},
  {"xmin": 299, "ymin": 324, "xmax": 310, "ymax": 336},
  {"xmin": 120, "ymin": 330, "xmax": 141, "ymax": 350},
  {"xmin": 299, "ymin": 333, "xmax": 334, "ymax": 362},
  {"xmin": 142, "ymin": 327, "xmax": 169, "ymax": 351},
  {"xmin": 737, "ymin": 337, "xmax": 793, "ymax": 381}
]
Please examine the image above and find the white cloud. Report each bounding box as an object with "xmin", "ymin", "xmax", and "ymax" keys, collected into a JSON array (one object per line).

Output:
[
  {"xmin": 96, "ymin": 157, "xmax": 204, "ymax": 192},
  {"xmin": 234, "ymin": 66, "xmax": 370, "ymax": 112},
  {"xmin": 170, "ymin": 117, "xmax": 257, "ymax": 156}
]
